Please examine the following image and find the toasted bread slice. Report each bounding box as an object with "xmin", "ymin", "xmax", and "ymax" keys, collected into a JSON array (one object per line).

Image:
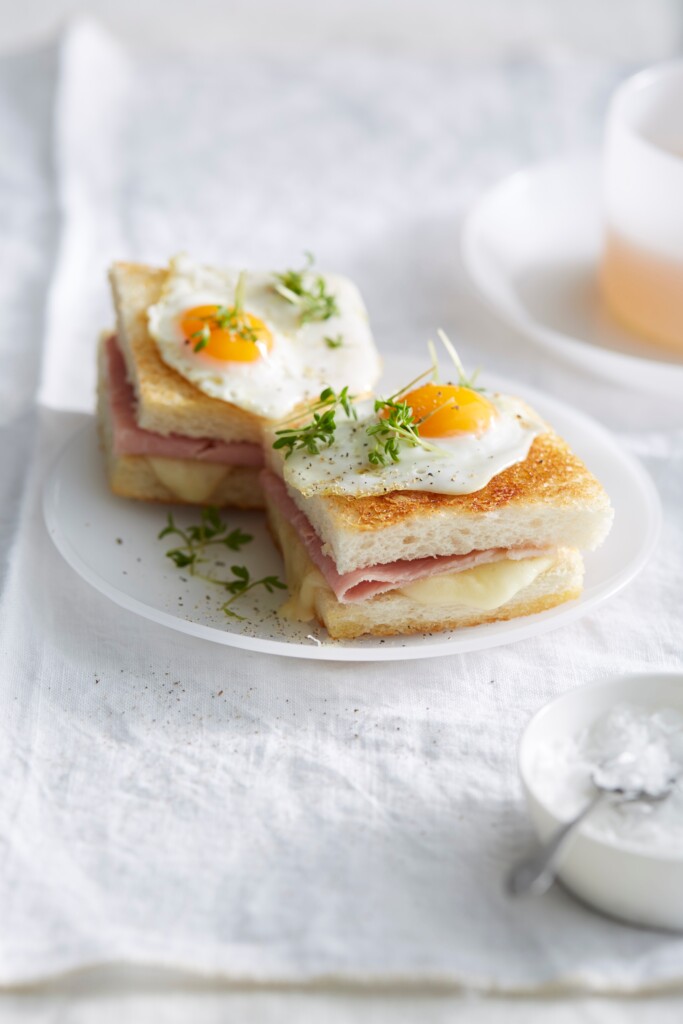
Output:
[
  {"xmin": 97, "ymin": 334, "xmax": 264, "ymax": 508},
  {"xmin": 265, "ymin": 430, "xmax": 613, "ymax": 574},
  {"xmin": 109, "ymin": 261, "xmax": 264, "ymax": 445},
  {"xmin": 266, "ymin": 499, "xmax": 584, "ymax": 639}
]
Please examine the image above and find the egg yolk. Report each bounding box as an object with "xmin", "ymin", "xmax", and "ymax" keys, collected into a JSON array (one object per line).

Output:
[
  {"xmin": 399, "ymin": 382, "xmax": 496, "ymax": 437},
  {"xmin": 179, "ymin": 305, "xmax": 273, "ymax": 362}
]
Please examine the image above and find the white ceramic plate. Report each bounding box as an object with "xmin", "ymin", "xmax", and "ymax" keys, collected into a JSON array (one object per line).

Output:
[
  {"xmin": 461, "ymin": 156, "xmax": 683, "ymax": 397},
  {"xmin": 43, "ymin": 361, "xmax": 660, "ymax": 661}
]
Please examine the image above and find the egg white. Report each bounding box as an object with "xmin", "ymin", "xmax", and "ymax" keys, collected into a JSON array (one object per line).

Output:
[
  {"xmin": 147, "ymin": 255, "xmax": 381, "ymax": 420},
  {"xmin": 276, "ymin": 393, "xmax": 544, "ymax": 497}
]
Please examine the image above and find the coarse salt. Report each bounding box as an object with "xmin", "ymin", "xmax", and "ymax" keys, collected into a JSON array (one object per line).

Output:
[{"xmin": 531, "ymin": 703, "xmax": 683, "ymax": 853}]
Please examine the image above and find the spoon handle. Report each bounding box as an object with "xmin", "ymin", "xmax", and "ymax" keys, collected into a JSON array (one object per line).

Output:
[{"xmin": 506, "ymin": 790, "xmax": 606, "ymax": 897}]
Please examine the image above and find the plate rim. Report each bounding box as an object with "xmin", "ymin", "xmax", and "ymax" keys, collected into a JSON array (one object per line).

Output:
[
  {"xmin": 43, "ymin": 380, "xmax": 661, "ymax": 662},
  {"xmin": 460, "ymin": 153, "xmax": 683, "ymax": 385}
]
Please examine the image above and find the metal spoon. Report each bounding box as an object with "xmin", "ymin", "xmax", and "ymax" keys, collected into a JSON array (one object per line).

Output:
[{"xmin": 506, "ymin": 760, "xmax": 677, "ymax": 897}]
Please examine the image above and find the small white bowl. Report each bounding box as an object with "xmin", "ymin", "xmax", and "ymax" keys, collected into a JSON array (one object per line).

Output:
[{"xmin": 519, "ymin": 672, "xmax": 683, "ymax": 931}]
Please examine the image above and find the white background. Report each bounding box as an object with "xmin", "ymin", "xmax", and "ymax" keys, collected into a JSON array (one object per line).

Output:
[{"xmin": 0, "ymin": 0, "xmax": 681, "ymax": 60}]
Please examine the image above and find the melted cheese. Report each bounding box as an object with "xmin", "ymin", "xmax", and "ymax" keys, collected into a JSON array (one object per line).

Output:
[
  {"xmin": 398, "ymin": 556, "xmax": 554, "ymax": 611},
  {"xmin": 273, "ymin": 516, "xmax": 325, "ymax": 621},
  {"xmin": 148, "ymin": 458, "xmax": 228, "ymax": 503},
  {"xmin": 279, "ymin": 568, "xmax": 327, "ymax": 622}
]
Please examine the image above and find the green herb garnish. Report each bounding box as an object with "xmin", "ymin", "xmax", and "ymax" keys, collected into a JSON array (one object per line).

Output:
[
  {"xmin": 272, "ymin": 385, "xmax": 357, "ymax": 459},
  {"xmin": 159, "ymin": 506, "xmax": 252, "ymax": 569},
  {"xmin": 366, "ymin": 332, "xmax": 481, "ymax": 466},
  {"xmin": 158, "ymin": 507, "xmax": 285, "ymax": 620},
  {"xmin": 190, "ymin": 271, "xmax": 262, "ymax": 351},
  {"xmin": 192, "ymin": 324, "xmax": 211, "ymax": 353},
  {"xmin": 366, "ymin": 379, "xmax": 447, "ymax": 467},
  {"xmin": 324, "ymin": 334, "xmax": 344, "ymax": 349},
  {"xmin": 269, "ymin": 331, "xmax": 482, "ymax": 469},
  {"xmin": 366, "ymin": 400, "xmax": 422, "ymax": 466},
  {"xmin": 274, "ymin": 252, "xmax": 339, "ymax": 324},
  {"xmin": 436, "ymin": 328, "xmax": 484, "ymax": 392},
  {"xmin": 221, "ymin": 566, "xmax": 286, "ymax": 619}
]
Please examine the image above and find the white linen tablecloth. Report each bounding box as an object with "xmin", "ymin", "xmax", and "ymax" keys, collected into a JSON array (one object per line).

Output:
[{"xmin": 1, "ymin": 20, "xmax": 682, "ymax": 991}]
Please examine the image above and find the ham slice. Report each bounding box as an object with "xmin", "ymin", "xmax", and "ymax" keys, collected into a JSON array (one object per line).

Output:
[
  {"xmin": 261, "ymin": 470, "xmax": 551, "ymax": 603},
  {"xmin": 105, "ymin": 335, "xmax": 263, "ymax": 466}
]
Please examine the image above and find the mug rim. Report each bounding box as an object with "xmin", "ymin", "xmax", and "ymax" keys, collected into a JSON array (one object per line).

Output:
[{"xmin": 608, "ymin": 60, "xmax": 683, "ymax": 166}]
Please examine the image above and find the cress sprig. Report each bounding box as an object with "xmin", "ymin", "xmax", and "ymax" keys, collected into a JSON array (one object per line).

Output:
[
  {"xmin": 367, "ymin": 399, "xmax": 437, "ymax": 466},
  {"xmin": 191, "ymin": 271, "xmax": 261, "ymax": 351},
  {"xmin": 366, "ymin": 368, "xmax": 446, "ymax": 467},
  {"xmin": 158, "ymin": 507, "xmax": 285, "ymax": 620},
  {"xmin": 273, "ymin": 252, "xmax": 339, "ymax": 324},
  {"xmin": 158, "ymin": 506, "xmax": 253, "ymax": 566},
  {"xmin": 272, "ymin": 386, "xmax": 357, "ymax": 459},
  {"xmin": 435, "ymin": 329, "xmax": 484, "ymax": 392},
  {"xmin": 366, "ymin": 332, "xmax": 485, "ymax": 464},
  {"xmin": 220, "ymin": 565, "xmax": 287, "ymax": 619},
  {"xmin": 270, "ymin": 331, "xmax": 483, "ymax": 466}
]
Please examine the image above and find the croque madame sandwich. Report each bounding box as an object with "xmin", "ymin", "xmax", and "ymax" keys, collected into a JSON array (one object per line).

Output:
[
  {"xmin": 98, "ymin": 254, "xmax": 381, "ymax": 508},
  {"xmin": 262, "ymin": 337, "xmax": 613, "ymax": 639}
]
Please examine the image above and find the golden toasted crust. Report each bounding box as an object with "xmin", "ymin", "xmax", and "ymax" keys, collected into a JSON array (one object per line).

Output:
[
  {"xmin": 312, "ymin": 584, "xmax": 583, "ymax": 640},
  {"xmin": 320, "ymin": 432, "xmax": 608, "ymax": 532},
  {"xmin": 109, "ymin": 261, "xmax": 265, "ymax": 443}
]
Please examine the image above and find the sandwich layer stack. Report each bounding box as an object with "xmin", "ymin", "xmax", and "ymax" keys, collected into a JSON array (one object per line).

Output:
[
  {"xmin": 98, "ymin": 256, "xmax": 381, "ymax": 509},
  {"xmin": 262, "ymin": 377, "xmax": 613, "ymax": 639}
]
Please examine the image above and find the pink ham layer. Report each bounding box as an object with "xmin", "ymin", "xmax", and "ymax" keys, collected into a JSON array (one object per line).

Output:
[
  {"xmin": 261, "ymin": 469, "xmax": 552, "ymax": 604},
  {"xmin": 105, "ymin": 335, "xmax": 263, "ymax": 466}
]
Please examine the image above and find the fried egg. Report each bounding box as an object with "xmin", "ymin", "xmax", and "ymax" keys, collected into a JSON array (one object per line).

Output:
[
  {"xmin": 277, "ymin": 380, "xmax": 545, "ymax": 497},
  {"xmin": 147, "ymin": 254, "xmax": 381, "ymax": 420}
]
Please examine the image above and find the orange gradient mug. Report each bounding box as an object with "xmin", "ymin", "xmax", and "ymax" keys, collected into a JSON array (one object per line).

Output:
[{"xmin": 600, "ymin": 62, "xmax": 683, "ymax": 352}]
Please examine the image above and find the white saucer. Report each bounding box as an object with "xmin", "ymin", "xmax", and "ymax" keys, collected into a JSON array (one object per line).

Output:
[
  {"xmin": 43, "ymin": 359, "xmax": 660, "ymax": 661},
  {"xmin": 461, "ymin": 156, "xmax": 683, "ymax": 396}
]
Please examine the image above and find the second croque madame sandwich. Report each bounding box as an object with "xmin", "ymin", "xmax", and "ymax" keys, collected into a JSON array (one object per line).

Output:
[
  {"xmin": 262, "ymin": 337, "xmax": 613, "ymax": 639},
  {"xmin": 98, "ymin": 254, "xmax": 381, "ymax": 508}
]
